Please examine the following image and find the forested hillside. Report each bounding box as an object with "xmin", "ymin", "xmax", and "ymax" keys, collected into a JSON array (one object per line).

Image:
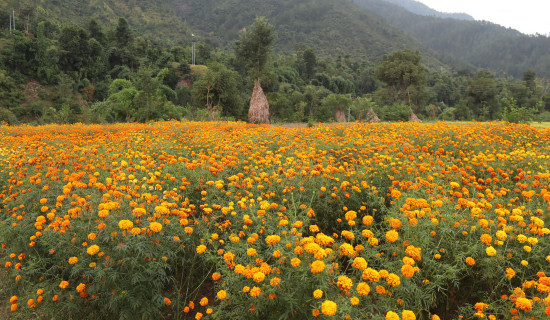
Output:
[
  {"xmin": 380, "ymin": 0, "xmax": 474, "ymax": 20},
  {"xmin": 1, "ymin": 0, "xmax": 550, "ymax": 126},
  {"xmin": 355, "ymin": 0, "xmax": 550, "ymax": 77}
]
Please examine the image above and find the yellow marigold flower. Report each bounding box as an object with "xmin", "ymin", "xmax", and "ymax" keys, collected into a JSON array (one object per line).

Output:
[
  {"xmin": 521, "ymin": 260, "xmax": 528, "ymax": 266},
  {"xmin": 386, "ymin": 311, "xmax": 399, "ymax": 320},
  {"xmin": 311, "ymin": 260, "xmax": 325, "ymax": 274},
  {"xmin": 402, "ymin": 310, "xmax": 416, "ymax": 320},
  {"xmin": 495, "ymin": 230, "xmax": 507, "ymax": 241},
  {"xmin": 313, "ymin": 289, "xmax": 323, "ymax": 299},
  {"xmin": 291, "ymin": 257, "xmax": 301, "ymax": 267},
  {"xmin": 250, "ymin": 286, "xmax": 261, "ymax": 297},
  {"xmin": 118, "ymin": 219, "xmax": 133, "ymax": 230},
  {"xmin": 321, "ymin": 300, "xmax": 337, "ymax": 316},
  {"xmin": 386, "ymin": 273, "xmax": 401, "ymax": 287},
  {"xmin": 265, "ymin": 235, "xmax": 281, "ymax": 245},
  {"xmin": 337, "ymin": 275, "xmax": 353, "ymax": 291},
  {"xmin": 350, "ymin": 296, "xmax": 359, "ymax": 305},
  {"xmin": 356, "ymin": 282, "xmax": 370, "ymax": 296},
  {"xmin": 523, "ymin": 246, "xmax": 531, "ymax": 253},
  {"xmin": 87, "ymin": 244, "xmax": 100, "ymax": 255},
  {"xmin": 515, "ymin": 297, "xmax": 532, "ymax": 311},
  {"xmin": 432, "ymin": 315, "xmax": 441, "ymax": 320},
  {"xmin": 68, "ymin": 257, "xmax": 78, "ymax": 264},
  {"xmin": 351, "ymin": 257, "xmax": 368, "ymax": 270},
  {"xmin": 485, "ymin": 246, "xmax": 497, "ymax": 257},
  {"xmin": 517, "ymin": 234, "xmax": 527, "ymax": 243},
  {"xmin": 149, "ymin": 222, "xmax": 163, "ymax": 233},
  {"xmin": 386, "ymin": 229, "xmax": 399, "ymax": 243},
  {"xmin": 217, "ymin": 290, "xmax": 227, "ymax": 300},
  {"xmin": 131, "ymin": 227, "xmax": 141, "ymax": 235},
  {"xmin": 196, "ymin": 245, "xmax": 207, "ymax": 254},
  {"xmin": 253, "ymin": 272, "xmax": 265, "ymax": 283},
  {"xmin": 59, "ymin": 281, "xmax": 69, "ymax": 289},
  {"xmin": 527, "ymin": 237, "xmax": 538, "ymax": 245}
]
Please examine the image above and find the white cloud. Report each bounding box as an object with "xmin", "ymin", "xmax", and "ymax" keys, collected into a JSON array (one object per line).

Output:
[{"xmin": 417, "ymin": 0, "xmax": 550, "ymax": 35}]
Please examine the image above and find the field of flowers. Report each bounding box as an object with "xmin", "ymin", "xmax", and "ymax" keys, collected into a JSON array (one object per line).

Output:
[{"xmin": 1, "ymin": 121, "xmax": 550, "ymax": 320}]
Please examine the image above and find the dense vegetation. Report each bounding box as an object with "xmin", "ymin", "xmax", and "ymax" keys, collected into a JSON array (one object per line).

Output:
[{"xmin": 1, "ymin": 1, "xmax": 550, "ymax": 125}]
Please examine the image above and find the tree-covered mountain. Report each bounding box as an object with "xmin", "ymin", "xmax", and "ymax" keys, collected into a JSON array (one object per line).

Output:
[
  {"xmin": 354, "ymin": 0, "xmax": 550, "ymax": 77},
  {"xmin": 380, "ymin": 0, "xmax": 474, "ymax": 20},
  {"xmin": 1, "ymin": 0, "xmax": 432, "ymax": 62}
]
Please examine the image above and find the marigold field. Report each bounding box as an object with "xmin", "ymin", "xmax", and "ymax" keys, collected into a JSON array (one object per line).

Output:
[{"xmin": 1, "ymin": 121, "xmax": 550, "ymax": 320}]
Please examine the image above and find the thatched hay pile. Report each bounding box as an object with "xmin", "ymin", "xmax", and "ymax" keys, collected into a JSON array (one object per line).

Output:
[
  {"xmin": 248, "ymin": 81, "xmax": 270, "ymax": 124},
  {"xmin": 335, "ymin": 109, "xmax": 346, "ymax": 122},
  {"xmin": 365, "ymin": 108, "xmax": 381, "ymax": 122},
  {"xmin": 410, "ymin": 109, "xmax": 422, "ymax": 122}
]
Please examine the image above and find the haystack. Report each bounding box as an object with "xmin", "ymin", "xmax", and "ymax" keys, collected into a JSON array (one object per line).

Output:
[
  {"xmin": 248, "ymin": 81, "xmax": 270, "ymax": 124},
  {"xmin": 409, "ymin": 109, "xmax": 421, "ymax": 122},
  {"xmin": 335, "ymin": 109, "xmax": 346, "ymax": 122},
  {"xmin": 365, "ymin": 108, "xmax": 381, "ymax": 122}
]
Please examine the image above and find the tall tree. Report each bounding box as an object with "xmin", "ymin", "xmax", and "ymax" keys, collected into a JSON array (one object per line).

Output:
[
  {"xmin": 235, "ymin": 17, "xmax": 276, "ymax": 82},
  {"xmin": 375, "ymin": 49, "xmax": 426, "ymax": 105}
]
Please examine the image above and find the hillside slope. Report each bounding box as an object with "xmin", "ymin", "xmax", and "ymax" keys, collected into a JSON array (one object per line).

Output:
[
  {"xmin": 381, "ymin": 0, "xmax": 474, "ymax": 20},
  {"xmin": 354, "ymin": 0, "xmax": 550, "ymax": 77}
]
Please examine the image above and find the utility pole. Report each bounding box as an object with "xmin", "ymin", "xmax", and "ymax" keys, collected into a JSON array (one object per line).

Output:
[
  {"xmin": 9, "ymin": 11, "xmax": 12, "ymax": 34},
  {"xmin": 192, "ymin": 34, "xmax": 195, "ymax": 65},
  {"xmin": 12, "ymin": 9, "xmax": 15, "ymax": 32}
]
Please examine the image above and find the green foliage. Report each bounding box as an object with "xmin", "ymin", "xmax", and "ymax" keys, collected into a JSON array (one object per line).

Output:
[
  {"xmin": 375, "ymin": 103, "xmax": 411, "ymax": 121},
  {"xmin": 502, "ymin": 97, "xmax": 534, "ymax": 123}
]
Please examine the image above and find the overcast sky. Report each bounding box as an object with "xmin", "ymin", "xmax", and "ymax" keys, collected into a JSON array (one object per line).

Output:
[{"xmin": 417, "ymin": 0, "xmax": 550, "ymax": 35}]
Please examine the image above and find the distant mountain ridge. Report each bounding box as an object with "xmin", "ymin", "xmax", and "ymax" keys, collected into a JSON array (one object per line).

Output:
[{"xmin": 382, "ymin": 0, "xmax": 474, "ymax": 20}]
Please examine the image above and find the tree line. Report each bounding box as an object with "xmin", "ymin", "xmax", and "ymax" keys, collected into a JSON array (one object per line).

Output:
[{"xmin": 1, "ymin": 12, "xmax": 550, "ymax": 125}]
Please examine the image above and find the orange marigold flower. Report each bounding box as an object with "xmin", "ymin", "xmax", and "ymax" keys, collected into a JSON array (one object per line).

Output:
[
  {"xmin": 386, "ymin": 230, "xmax": 399, "ymax": 243},
  {"xmin": 506, "ymin": 268, "xmax": 515, "ymax": 279},
  {"xmin": 337, "ymin": 275, "xmax": 353, "ymax": 291},
  {"xmin": 402, "ymin": 310, "xmax": 416, "ymax": 320},
  {"xmin": 250, "ymin": 286, "xmax": 261, "ymax": 298},
  {"xmin": 196, "ymin": 245, "xmax": 207, "ymax": 254},
  {"xmin": 149, "ymin": 222, "xmax": 163, "ymax": 233},
  {"xmin": 465, "ymin": 257, "xmax": 475, "ymax": 266},
  {"xmin": 217, "ymin": 290, "xmax": 227, "ymax": 300},
  {"xmin": 68, "ymin": 257, "xmax": 78, "ymax": 264},
  {"xmin": 164, "ymin": 297, "xmax": 171, "ymax": 305},
  {"xmin": 265, "ymin": 235, "xmax": 281, "ymax": 245},
  {"xmin": 356, "ymin": 282, "xmax": 371, "ymax": 296},
  {"xmin": 311, "ymin": 260, "xmax": 325, "ymax": 274},
  {"xmin": 401, "ymin": 264, "xmax": 415, "ymax": 278},
  {"xmin": 515, "ymin": 297, "xmax": 532, "ymax": 311},
  {"xmin": 386, "ymin": 273, "xmax": 401, "ymax": 287}
]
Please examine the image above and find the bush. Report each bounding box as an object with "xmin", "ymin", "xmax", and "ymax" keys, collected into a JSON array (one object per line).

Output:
[
  {"xmin": 0, "ymin": 108, "xmax": 18, "ymax": 125},
  {"xmin": 376, "ymin": 103, "xmax": 410, "ymax": 121}
]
